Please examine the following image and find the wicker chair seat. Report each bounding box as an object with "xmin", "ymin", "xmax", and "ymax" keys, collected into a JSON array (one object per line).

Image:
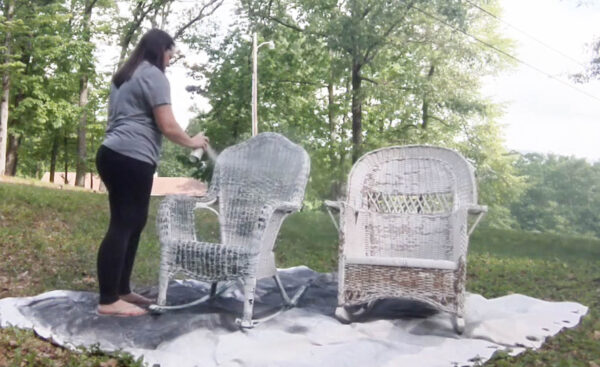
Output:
[{"xmin": 345, "ymin": 256, "xmax": 457, "ymax": 270}]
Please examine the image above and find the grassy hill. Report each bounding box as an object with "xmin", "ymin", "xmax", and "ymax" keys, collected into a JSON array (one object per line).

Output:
[{"xmin": 0, "ymin": 181, "xmax": 598, "ymax": 366}]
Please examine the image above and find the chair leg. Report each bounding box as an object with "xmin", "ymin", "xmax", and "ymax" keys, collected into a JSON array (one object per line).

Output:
[
  {"xmin": 273, "ymin": 274, "xmax": 292, "ymax": 305},
  {"xmin": 210, "ymin": 282, "xmax": 218, "ymax": 298},
  {"xmin": 274, "ymin": 273, "xmax": 311, "ymax": 307},
  {"xmin": 237, "ymin": 277, "xmax": 257, "ymax": 328},
  {"xmin": 452, "ymin": 315, "xmax": 465, "ymax": 334},
  {"xmin": 157, "ymin": 266, "xmax": 169, "ymax": 306},
  {"xmin": 334, "ymin": 301, "xmax": 375, "ymax": 324},
  {"xmin": 335, "ymin": 307, "xmax": 352, "ymax": 324}
]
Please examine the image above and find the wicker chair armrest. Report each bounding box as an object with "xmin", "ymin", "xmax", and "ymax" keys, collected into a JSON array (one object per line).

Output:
[
  {"xmin": 273, "ymin": 201, "xmax": 301, "ymax": 214},
  {"xmin": 197, "ymin": 190, "xmax": 218, "ymax": 203},
  {"xmin": 194, "ymin": 200, "xmax": 219, "ymax": 217},
  {"xmin": 325, "ymin": 200, "xmax": 362, "ymax": 212},
  {"xmin": 467, "ymin": 204, "xmax": 487, "ymax": 236},
  {"xmin": 324, "ymin": 200, "xmax": 341, "ymax": 211},
  {"xmin": 162, "ymin": 194, "xmax": 215, "ymax": 207},
  {"xmin": 324, "ymin": 200, "xmax": 360, "ymax": 233},
  {"xmin": 468, "ymin": 204, "xmax": 487, "ymax": 215}
]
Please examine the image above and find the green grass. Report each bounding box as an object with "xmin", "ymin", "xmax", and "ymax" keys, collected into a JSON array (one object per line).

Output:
[{"xmin": 0, "ymin": 181, "xmax": 599, "ymax": 366}]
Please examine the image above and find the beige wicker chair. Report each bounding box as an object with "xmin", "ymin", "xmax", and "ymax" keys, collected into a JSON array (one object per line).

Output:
[
  {"xmin": 325, "ymin": 145, "xmax": 486, "ymax": 333},
  {"xmin": 150, "ymin": 133, "xmax": 311, "ymax": 328}
]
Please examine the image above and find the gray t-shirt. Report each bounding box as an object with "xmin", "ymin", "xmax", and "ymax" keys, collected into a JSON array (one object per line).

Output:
[{"xmin": 102, "ymin": 60, "xmax": 171, "ymax": 166}]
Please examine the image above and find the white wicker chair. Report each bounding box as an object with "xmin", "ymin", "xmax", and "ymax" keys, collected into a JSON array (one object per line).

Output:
[
  {"xmin": 325, "ymin": 145, "xmax": 486, "ymax": 333},
  {"xmin": 150, "ymin": 133, "xmax": 311, "ymax": 328}
]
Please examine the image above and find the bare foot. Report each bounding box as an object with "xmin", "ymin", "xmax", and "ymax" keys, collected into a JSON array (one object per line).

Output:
[
  {"xmin": 120, "ymin": 292, "xmax": 153, "ymax": 306},
  {"xmin": 97, "ymin": 299, "xmax": 147, "ymax": 317}
]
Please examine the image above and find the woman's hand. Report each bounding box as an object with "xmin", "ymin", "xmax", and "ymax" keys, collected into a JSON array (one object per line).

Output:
[{"xmin": 191, "ymin": 132, "xmax": 209, "ymax": 149}]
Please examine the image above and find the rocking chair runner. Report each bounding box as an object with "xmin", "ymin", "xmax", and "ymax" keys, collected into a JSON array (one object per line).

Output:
[
  {"xmin": 326, "ymin": 145, "xmax": 486, "ymax": 333},
  {"xmin": 150, "ymin": 133, "xmax": 311, "ymax": 328}
]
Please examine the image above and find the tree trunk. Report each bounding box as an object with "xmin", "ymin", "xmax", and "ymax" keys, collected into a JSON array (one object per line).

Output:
[
  {"xmin": 75, "ymin": 74, "xmax": 89, "ymax": 186},
  {"xmin": 5, "ymin": 133, "xmax": 19, "ymax": 176},
  {"xmin": 351, "ymin": 59, "xmax": 363, "ymax": 163},
  {"xmin": 0, "ymin": 0, "xmax": 14, "ymax": 176},
  {"xmin": 327, "ymin": 79, "xmax": 342, "ymax": 198},
  {"xmin": 50, "ymin": 131, "xmax": 59, "ymax": 183},
  {"xmin": 0, "ymin": 73, "xmax": 9, "ymax": 176},
  {"xmin": 327, "ymin": 81, "xmax": 335, "ymax": 153},
  {"xmin": 75, "ymin": 0, "xmax": 95, "ymax": 187},
  {"xmin": 63, "ymin": 130, "xmax": 69, "ymax": 184},
  {"xmin": 421, "ymin": 65, "xmax": 435, "ymax": 129}
]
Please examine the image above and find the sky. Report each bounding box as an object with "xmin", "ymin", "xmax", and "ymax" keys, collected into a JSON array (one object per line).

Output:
[
  {"xmin": 481, "ymin": 0, "xmax": 600, "ymax": 162},
  {"xmin": 167, "ymin": 0, "xmax": 600, "ymax": 162}
]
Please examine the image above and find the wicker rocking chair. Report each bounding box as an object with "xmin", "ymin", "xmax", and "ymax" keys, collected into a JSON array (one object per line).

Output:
[
  {"xmin": 150, "ymin": 133, "xmax": 311, "ymax": 328},
  {"xmin": 325, "ymin": 145, "xmax": 486, "ymax": 333}
]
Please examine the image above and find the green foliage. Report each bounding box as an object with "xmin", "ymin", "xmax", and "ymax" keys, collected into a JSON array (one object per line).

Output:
[
  {"xmin": 189, "ymin": 0, "xmax": 525, "ymax": 222},
  {"xmin": 157, "ymin": 138, "xmax": 206, "ymax": 179},
  {"xmin": 510, "ymin": 153, "xmax": 600, "ymax": 238},
  {"xmin": 1, "ymin": 0, "xmax": 109, "ymax": 178}
]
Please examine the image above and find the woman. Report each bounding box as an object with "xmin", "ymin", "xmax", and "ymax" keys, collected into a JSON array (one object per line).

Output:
[{"xmin": 95, "ymin": 29, "xmax": 207, "ymax": 317}]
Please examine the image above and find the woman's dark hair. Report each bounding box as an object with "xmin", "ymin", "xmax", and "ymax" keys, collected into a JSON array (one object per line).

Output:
[{"xmin": 112, "ymin": 29, "xmax": 174, "ymax": 88}]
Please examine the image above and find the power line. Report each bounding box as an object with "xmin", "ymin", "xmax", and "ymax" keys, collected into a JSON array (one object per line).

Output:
[
  {"xmin": 463, "ymin": 0, "xmax": 589, "ymax": 69},
  {"xmin": 412, "ymin": 5, "xmax": 600, "ymax": 104}
]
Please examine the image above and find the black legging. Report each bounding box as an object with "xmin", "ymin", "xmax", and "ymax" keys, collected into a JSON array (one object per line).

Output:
[{"xmin": 95, "ymin": 145, "xmax": 155, "ymax": 305}]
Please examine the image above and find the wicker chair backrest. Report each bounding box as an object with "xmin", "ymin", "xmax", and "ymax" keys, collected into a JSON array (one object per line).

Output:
[
  {"xmin": 346, "ymin": 146, "xmax": 475, "ymax": 260},
  {"xmin": 211, "ymin": 133, "xmax": 310, "ymax": 246}
]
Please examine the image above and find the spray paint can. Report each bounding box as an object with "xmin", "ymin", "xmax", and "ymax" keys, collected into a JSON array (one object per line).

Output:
[{"xmin": 189, "ymin": 148, "xmax": 204, "ymax": 163}]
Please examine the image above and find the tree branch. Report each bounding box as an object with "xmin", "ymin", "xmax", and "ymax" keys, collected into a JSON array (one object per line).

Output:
[
  {"xmin": 264, "ymin": 13, "xmax": 305, "ymax": 33},
  {"xmin": 84, "ymin": 0, "xmax": 100, "ymax": 15},
  {"xmin": 267, "ymin": 79, "xmax": 328, "ymax": 87},
  {"xmin": 173, "ymin": 0, "xmax": 224, "ymax": 40},
  {"xmin": 428, "ymin": 115, "xmax": 450, "ymax": 127},
  {"xmin": 360, "ymin": 76, "xmax": 378, "ymax": 85},
  {"xmin": 363, "ymin": 0, "xmax": 416, "ymax": 64},
  {"xmin": 257, "ymin": 0, "xmax": 329, "ymax": 37}
]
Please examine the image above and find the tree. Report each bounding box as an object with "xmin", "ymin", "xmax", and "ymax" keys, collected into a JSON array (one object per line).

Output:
[
  {"xmin": 245, "ymin": 0, "xmax": 506, "ymax": 162},
  {"xmin": 0, "ymin": 0, "xmax": 224, "ymax": 181},
  {"xmin": 0, "ymin": 0, "xmax": 75, "ymax": 177},
  {"xmin": 114, "ymin": 0, "xmax": 223, "ymax": 68},
  {"xmin": 0, "ymin": 0, "xmax": 102, "ymax": 181},
  {"xmin": 511, "ymin": 153, "xmax": 600, "ymax": 238},
  {"xmin": 572, "ymin": 37, "xmax": 600, "ymax": 83},
  {"xmin": 0, "ymin": 0, "xmax": 17, "ymax": 175},
  {"xmin": 74, "ymin": 0, "xmax": 102, "ymax": 186},
  {"xmin": 193, "ymin": 0, "xmax": 524, "ymax": 218}
]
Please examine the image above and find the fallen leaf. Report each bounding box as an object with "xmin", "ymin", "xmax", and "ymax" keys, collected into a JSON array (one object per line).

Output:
[
  {"xmin": 589, "ymin": 361, "xmax": 599, "ymax": 367},
  {"xmin": 593, "ymin": 330, "xmax": 600, "ymax": 340}
]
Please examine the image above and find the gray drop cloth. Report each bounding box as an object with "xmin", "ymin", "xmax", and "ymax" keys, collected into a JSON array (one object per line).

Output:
[{"xmin": 0, "ymin": 267, "xmax": 588, "ymax": 367}]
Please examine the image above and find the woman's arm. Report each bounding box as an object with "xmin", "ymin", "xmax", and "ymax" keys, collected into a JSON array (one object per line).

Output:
[{"xmin": 153, "ymin": 104, "xmax": 208, "ymax": 149}]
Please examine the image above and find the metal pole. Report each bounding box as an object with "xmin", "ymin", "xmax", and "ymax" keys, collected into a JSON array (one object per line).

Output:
[{"xmin": 251, "ymin": 33, "xmax": 258, "ymax": 137}]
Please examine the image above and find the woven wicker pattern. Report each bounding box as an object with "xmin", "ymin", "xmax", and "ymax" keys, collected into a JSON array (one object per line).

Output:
[
  {"xmin": 156, "ymin": 196, "xmax": 259, "ymax": 282},
  {"xmin": 343, "ymin": 260, "xmax": 465, "ymax": 314},
  {"xmin": 332, "ymin": 145, "xmax": 485, "ymax": 330},
  {"xmin": 156, "ymin": 133, "xmax": 310, "ymax": 325}
]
